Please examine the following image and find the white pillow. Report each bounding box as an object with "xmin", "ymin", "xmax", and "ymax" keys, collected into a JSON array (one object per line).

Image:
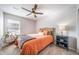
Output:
[{"xmin": 38, "ymin": 32, "xmax": 44, "ymax": 35}]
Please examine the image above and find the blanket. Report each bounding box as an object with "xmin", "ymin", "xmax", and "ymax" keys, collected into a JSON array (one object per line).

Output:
[{"xmin": 18, "ymin": 35, "xmax": 35, "ymax": 49}]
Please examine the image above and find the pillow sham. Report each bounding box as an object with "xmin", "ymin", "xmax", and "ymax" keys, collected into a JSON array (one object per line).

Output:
[{"xmin": 43, "ymin": 30, "xmax": 49, "ymax": 35}]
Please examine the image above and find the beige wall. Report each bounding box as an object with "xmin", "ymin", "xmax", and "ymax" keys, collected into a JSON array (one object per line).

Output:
[
  {"xmin": 0, "ymin": 9, "xmax": 3, "ymax": 36},
  {"xmin": 36, "ymin": 5, "xmax": 76, "ymax": 37},
  {"xmin": 3, "ymin": 13, "xmax": 36, "ymax": 35},
  {"xmin": 0, "ymin": 9, "xmax": 3, "ymax": 48}
]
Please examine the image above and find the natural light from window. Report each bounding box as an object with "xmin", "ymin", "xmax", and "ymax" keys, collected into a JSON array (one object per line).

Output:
[{"xmin": 7, "ymin": 19, "xmax": 20, "ymax": 35}]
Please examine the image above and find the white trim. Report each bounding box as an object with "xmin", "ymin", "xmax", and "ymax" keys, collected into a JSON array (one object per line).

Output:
[{"xmin": 69, "ymin": 47, "xmax": 76, "ymax": 51}]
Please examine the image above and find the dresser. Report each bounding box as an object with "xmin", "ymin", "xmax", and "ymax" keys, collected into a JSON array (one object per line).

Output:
[
  {"xmin": 56, "ymin": 35, "xmax": 68, "ymax": 49},
  {"xmin": 56, "ymin": 35, "xmax": 77, "ymax": 51}
]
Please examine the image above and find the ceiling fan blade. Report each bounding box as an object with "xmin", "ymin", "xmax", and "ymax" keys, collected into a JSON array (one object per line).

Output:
[
  {"xmin": 34, "ymin": 4, "xmax": 37, "ymax": 10},
  {"xmin": 35, "ymin": 12, "xmax": 43, "ymax": 15},
  {"xmin": 26, "ymin": 13, "xmax": 32, "ymax": 16},
  {"xmin": 21, "ymin": 7, "xmax": 32, "ymax": 12},
  {"xmin": 32, "ymin": 4, "xmax": 38, "ymax": 11}
]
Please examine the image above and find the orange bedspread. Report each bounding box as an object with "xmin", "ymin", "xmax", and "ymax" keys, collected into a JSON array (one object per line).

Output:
[{"xmin": 20, "ymin": 35, "xmax": 53, "ymax": 55}]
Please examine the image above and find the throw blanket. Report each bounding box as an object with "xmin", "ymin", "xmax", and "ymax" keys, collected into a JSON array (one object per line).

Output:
[{"xmin": 18, "ymin": 35, "xmax": 35, "ymax": 49}]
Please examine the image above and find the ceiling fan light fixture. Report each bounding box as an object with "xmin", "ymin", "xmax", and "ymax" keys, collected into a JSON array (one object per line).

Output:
[{"xmin": 21, "ymin": 4, "xmax": 43, "ymax": 18}]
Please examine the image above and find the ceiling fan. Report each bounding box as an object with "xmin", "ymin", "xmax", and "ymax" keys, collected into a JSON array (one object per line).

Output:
[{"xmin": 21, "ymin": 4, "xmax": 43, "ymax": 18}]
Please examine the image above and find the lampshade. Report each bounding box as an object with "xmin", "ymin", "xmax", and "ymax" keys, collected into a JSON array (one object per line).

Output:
[{"xmin": 59, "ymin": 25, "xmax": 66, "ymax": 31}]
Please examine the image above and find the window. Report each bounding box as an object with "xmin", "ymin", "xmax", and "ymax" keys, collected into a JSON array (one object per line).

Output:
[{"xmin": 7, "ymin": 19, "xmax": 20, "ymax": 35}]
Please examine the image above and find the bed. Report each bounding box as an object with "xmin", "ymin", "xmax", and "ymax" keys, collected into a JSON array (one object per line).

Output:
[{"xmin": 15, "ymin": 27, "xmax": 55, "ymax": 55}]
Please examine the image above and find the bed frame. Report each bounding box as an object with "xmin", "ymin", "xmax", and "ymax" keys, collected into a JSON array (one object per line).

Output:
[{"xmin": 39, "ymin": 27, "xmax": 55, "ymax": 36}]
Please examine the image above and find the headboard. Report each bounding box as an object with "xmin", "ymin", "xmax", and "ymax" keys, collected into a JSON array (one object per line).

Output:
[{"xmin": 39, "ymin": 27, "xmax": 55, "ymax": 36}]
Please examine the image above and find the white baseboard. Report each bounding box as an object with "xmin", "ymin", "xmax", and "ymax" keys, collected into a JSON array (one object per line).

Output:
[{"xmin": 69, "ymin": 47, "xmax": 76, "ymax": 51}]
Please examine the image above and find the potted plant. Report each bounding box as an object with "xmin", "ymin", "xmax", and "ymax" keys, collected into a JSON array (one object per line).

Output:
[{"xmin": 3, "ymin": 32, "xmax": 9, "ymax": 43}]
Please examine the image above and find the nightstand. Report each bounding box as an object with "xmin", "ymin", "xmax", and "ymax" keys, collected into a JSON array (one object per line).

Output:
[{"xmin": 56, "ymin": 35, "xmax": 68, "ymax": 49}]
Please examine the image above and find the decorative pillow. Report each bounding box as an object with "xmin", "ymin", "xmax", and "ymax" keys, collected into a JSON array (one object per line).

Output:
[
  {"xmin": 43, "ymin": 30, "xmax": 49, "ymax": 35},
  {"xmin": 38, "ymin": 32, "xmax": 44, "ymax": 35}
]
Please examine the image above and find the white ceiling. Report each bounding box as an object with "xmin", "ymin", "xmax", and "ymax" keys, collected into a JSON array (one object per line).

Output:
[{"xmin": 0, "ymin": 4, "xmax": 76, "ymax": 20}]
